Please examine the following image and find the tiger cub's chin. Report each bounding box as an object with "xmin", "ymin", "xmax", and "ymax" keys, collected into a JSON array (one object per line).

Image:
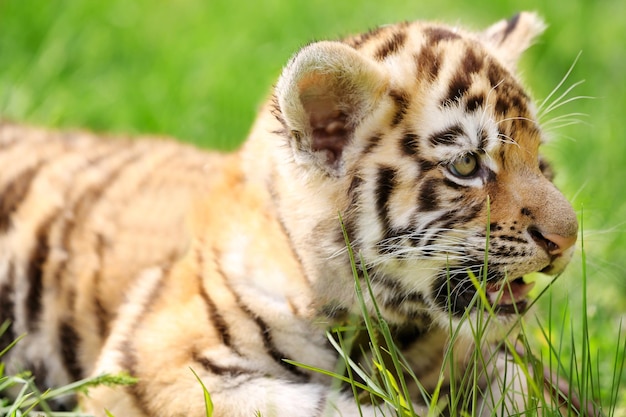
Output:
[{"xmin": 0, "ymin": 11, "xmax": 583, "ymax": 417}]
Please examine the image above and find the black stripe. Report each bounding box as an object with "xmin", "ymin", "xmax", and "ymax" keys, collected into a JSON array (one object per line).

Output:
[
  {"xmin": 466, "ymin": 94, "xmax": 485, "ymax": 112},
  {"xmin": 428, "ymin": 124, "xmax": 464, "ymax": 147},
  {"xmin": 348, "ymin": 26, "xmax": 384, "ymax": 49},
  {"xmin": 23, "ymin": 145, "xmax": 125, "ymax": 331},
  {"xmin": 266, "ymin": 171, "xmax": 313, "ymax": 287},
  {"xmin": 389, "ymin": 90, "xmax": 409, "ymax": 127},
  {"xmin": 442, "ymin": 71, "xmax": 472, "ymax": 106},
  {"xmin": 118, "ymin": 270, "xmax": 167, "ymax": 417},
  {"xmin": 487, "ymin": 58, "xmax": 508, "ymax": 88},
  {"xmin": 400, "ymin": 132, "xmax": 419, "ymax": 157},
  {"xmin": 212, "ymin": 246, "xmax": 309, "ymax": 380},
  {"xmin": 462, "ymin": 48, "xmax": 483, "ymax": 74},
  {"xmin": 197, "ymin": 247, "xmax": 238, "ymax": 353},
  {"xmin": 347, "ymin": 175, "xmax": 363, "ymax": 203},
  {"xmin": 415, "ymin": 46, "xmax": 441, "ymax": 82},
  {"xmin": 418, "ymin": 178, "xmax": 440, "ymax": 212},
  {"xmin": 0, "ymin": 261, "xmax": 16, "ymax": 351},
  {"xmin": 424, "ymin": 27, "xmax": 460, "ymax": 44},
  {"xmin": 417, "ymin": 158, "xmax": 438, "ymax": 174},
  {"xmin": 374, "ymin": 30, "xmax": 407, "ymax": 61},
  {"xmin": 53, "ymin": 152, "xmax": 142, "ymax": 288},
  {"xmin": 58, "ymin": 319, "xmax": 83, "ymax": 380},
  {"xmin": 119, "ymin": 340, "xmax": 153, "ymax": 416},
  {"xmin": 362, "ymin": 135, "xmax": 381, "ymax": 155},
  {"xmin": 25, "ymin": 212, "xmax": 58, "ymax": 330},
  {"xmin": 192, "ymin": 350, "xmax": 250, "ymax": 376},
  {"xmin": 374, "ymin": 166, "xmax": 397, "ymax": 232},
  {"xmin": 92, "ymin": 233, "xmax": 111, "ymax": 339},
  {"xmin": 314, "ymin": 392, "xmax": 330, "ymax": 417},
  {"xmin": 0, "ymin": 164, "xmax": 43, "ymax": 232},
  {"xmin": 237, "ymin": 297, "xmax": 309, "ymax": 380},
  {"xmin": 49, "ymin": 152, "xmax": 143, "ymax": 381},
  {"xmin": 435, "ymin": 202, "xmax": 484, "ymax": 235},
  {"xmin": 390, "ymin": 321, "xmax": 427, "ymax": 349}
]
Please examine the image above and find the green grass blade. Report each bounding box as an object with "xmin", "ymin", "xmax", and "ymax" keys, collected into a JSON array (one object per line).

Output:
[{"xmin": 190, "ymin": 368, "xmax": 214, "ymax": 417}]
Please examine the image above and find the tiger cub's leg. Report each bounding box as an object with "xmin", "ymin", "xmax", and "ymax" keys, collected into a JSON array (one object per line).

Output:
[{"xmin": 82, "ymin": 248, "xmax": 420, "ymax": 417}]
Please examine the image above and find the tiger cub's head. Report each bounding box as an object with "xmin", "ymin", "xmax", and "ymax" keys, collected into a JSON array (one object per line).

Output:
[{"xmin": 272, "ymin": 12, "xmax": 578, "ymax": 337}]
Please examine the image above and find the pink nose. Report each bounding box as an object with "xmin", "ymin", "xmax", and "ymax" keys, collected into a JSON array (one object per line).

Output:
[{"xmin": 541, "ymin": 233, "xmax": 577, "ymax": 255}]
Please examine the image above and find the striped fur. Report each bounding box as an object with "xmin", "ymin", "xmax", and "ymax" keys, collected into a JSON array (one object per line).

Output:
[{"xmin": 1, "ymin": 12, "xmax": 581, "ymax": 416}]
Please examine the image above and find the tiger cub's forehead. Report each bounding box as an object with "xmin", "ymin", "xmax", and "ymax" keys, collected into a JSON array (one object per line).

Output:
[{"xmin": 348, "ymin": 21, "xmax": 542, "ymax": 163}]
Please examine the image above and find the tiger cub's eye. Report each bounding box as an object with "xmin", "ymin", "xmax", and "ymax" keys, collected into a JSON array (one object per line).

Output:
[{"xmin": 449, "ymin": 153, "xmax": 479, "ymax": 178}]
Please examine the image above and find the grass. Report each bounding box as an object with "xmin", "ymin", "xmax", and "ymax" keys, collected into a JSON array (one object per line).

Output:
[
  {"xmin": 0, "ymin": 0, "xmax": 625, "ymax": 414},
  {"xmin": 287, "ymin": 217, "xmax": 623, "ymax": 416},
  {"xmin": 0, "ymin": 322, "xmax": 136, "ymax": 417}
]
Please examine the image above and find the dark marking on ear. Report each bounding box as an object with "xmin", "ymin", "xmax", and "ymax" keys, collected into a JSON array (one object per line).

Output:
[
  {"xmin": 375, "ymin": 30, "xmax": 407, "ymax": 61},
  {"xmin": 428, "ymin": 124, "xmax": 464, "ymax": 147},
  {"xmin": 310, "ymin": 111, "xmax": 350, "ymax": 165},
  {"xmin": 389, "ymin": 90, "xmax": 410, "ymax": 126},
  {"xmin": 418, "ymin": 178, "xmax": 440, "ymax": 212},
  {"xmin": 400, "ymin": 132, "xmax": 420, "ymax": 157},
  {"xmin": 415, "ymin": 47, "xmax": 441, "ymax": 82},
  {"xmin": 424, "ymin": 27, "xmax": 461, "ymax": 44},
  {"xmin": 502, "ymin": 13, "xmax": 521, "ymax": 43}
]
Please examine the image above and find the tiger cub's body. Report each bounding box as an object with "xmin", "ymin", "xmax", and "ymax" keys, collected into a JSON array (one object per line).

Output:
[{"xmin": 1, "ymin": 12, "xmax": 580, "ymax": 417}]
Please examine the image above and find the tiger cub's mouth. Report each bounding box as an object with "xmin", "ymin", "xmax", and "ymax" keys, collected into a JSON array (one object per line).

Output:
[{"xmin": 485, "ymin": 277, "xmax": 535, "ymax": 315}]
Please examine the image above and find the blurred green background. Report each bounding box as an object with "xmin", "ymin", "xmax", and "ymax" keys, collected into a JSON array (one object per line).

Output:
[{"xmin": 1, "ymin": 0, "xmax": 624, "ymax": 410}]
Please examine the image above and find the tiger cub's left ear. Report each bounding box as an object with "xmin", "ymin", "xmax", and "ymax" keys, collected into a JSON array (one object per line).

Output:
[
  {"xmin": 481, "ymin": 11, "xmax": 546, "ymax": 69},
  {"xmin": 276, "ymin": 41, "xmax": 389, "ymax": 174}
]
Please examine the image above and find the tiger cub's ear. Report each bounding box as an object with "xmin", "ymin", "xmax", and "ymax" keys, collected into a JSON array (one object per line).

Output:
[
  {"xmin": 481, "ymin": 11, "xmax": 546, "ymax": 69},
  {"xmin": 276, "ymin": 41, "xmax": 389, "ymax": 174}
]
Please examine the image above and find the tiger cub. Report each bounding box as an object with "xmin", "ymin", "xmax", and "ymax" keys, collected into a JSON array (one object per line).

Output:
[{"xmin": 0, "ymin": 12, "xmax": 580, "ymax": 417}]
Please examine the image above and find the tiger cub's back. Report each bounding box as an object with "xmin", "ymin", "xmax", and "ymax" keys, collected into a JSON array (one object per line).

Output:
[{"xmin": 0, "ymin": 122, "xmax": 222, "ymax": 395}]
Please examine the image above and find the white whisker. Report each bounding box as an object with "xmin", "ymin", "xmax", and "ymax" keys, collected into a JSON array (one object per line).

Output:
[
  {"xmin": 537, "ymin": 51, "xmax": 582, "ymax": 113},
  {"xmin": 540, "ymin": 93, "xmax": 594, "ymax": 119}
]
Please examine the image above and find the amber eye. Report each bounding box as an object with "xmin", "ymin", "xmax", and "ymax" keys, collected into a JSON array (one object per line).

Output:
[{"xmin": 449, "ymin": 153, "xmax": 479, "ymax": 177}]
